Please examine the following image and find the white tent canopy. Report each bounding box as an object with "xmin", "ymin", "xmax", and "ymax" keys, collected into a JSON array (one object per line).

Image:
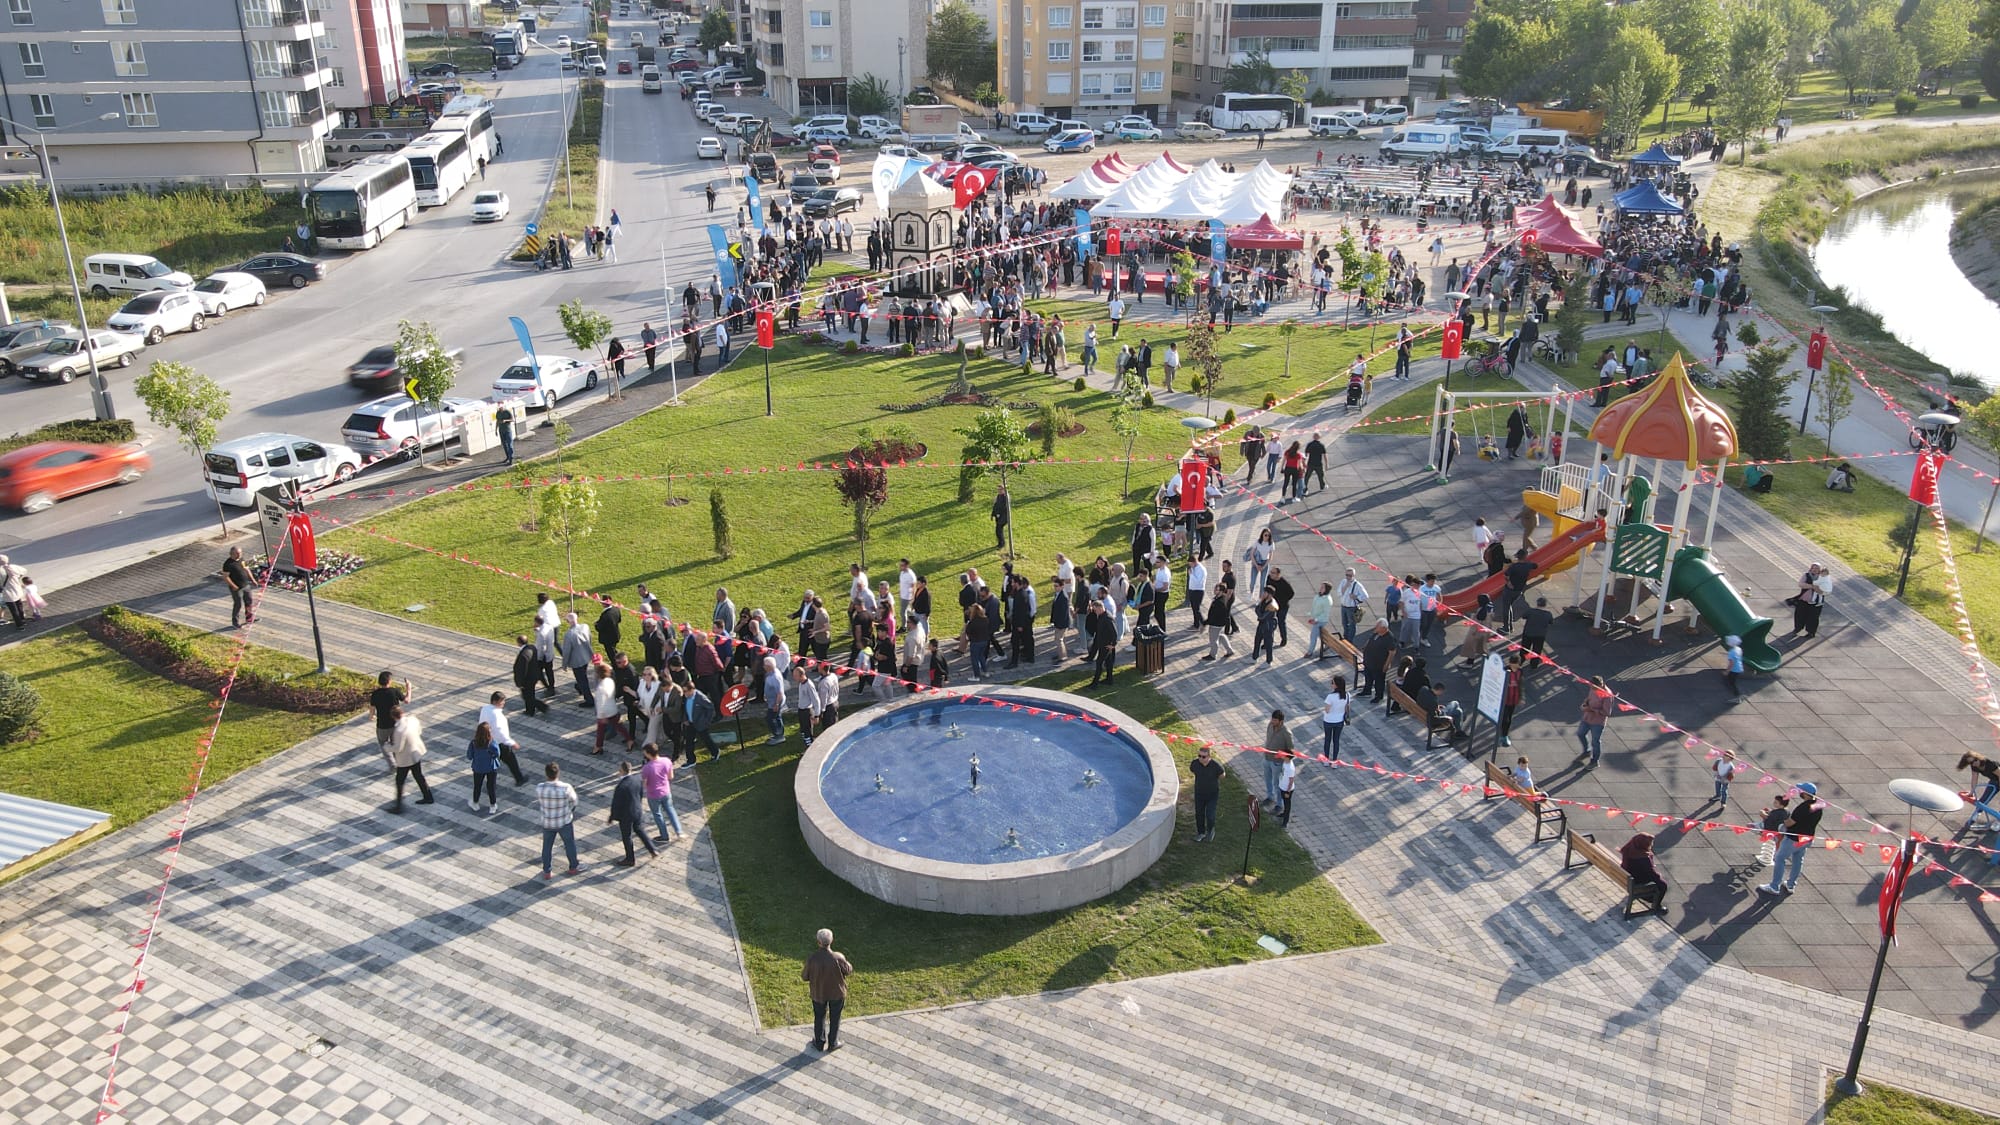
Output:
[{"xmin": 1081, "ymin": 157, "xmax": 1293, "ymax": 223}]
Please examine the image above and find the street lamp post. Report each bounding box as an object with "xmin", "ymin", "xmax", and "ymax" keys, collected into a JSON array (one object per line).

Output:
[
  {"xmin": 1798, "ymin": 304, "xmax": 1838, "ymax": 434},
  {"xmin": 1, "ymin": 111, "xmax": 123, "ymax": 422}
]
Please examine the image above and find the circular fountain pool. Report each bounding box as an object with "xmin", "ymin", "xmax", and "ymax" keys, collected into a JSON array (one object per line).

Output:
[{"xmin": 795, "ymin": 687, "xmax": 1178, "ymax": 915}]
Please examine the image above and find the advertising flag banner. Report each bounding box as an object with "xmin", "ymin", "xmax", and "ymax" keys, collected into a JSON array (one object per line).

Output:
[
  {"xmin": 745, "ymin": 174, "xmax": 764, "ymax": 233},
  {"xmin": 1075, "ymin": 208, "xmax": 1093, "ymax": 258},
  {"xmin": 707, "ymin": 224, "xmax": 739, "ymax": 287},
  {"xmin": 507, "ymin": 316, "xmax": 539, "ymax": 380},
  {"xmin": 871, "ymin": 153, "xmax": 903, "ymax": 211},
  {"xmin": 1209, "ymin": 219, "xmax": 1226, "ymax": 264}
]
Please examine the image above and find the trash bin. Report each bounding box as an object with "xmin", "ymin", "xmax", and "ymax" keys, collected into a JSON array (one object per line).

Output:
[{"xmin": 1134, "ymin": 623, "xmax": 1166, "ymax": 675}]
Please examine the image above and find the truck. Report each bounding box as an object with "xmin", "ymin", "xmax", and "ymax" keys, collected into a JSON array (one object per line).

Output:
[
  {"xmin": 519, "ymin": 12, "xmax": 536, "ymax": 35},
  {"xmin": 901, "ymin": 104, "xmax": 981, "ymax": 149}
]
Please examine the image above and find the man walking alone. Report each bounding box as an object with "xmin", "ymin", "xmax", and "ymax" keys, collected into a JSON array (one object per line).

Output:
[{"xmin": 803, "ymin": 928, "xmax": 854, "ymax": 1052}]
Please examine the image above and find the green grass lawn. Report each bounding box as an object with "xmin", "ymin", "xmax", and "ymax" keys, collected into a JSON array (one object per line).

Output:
[
  {"xmin": 1826, "ymin": 1081, "xmax": 2000, "ymax": 1125},
  {"xmin": 512, "ymin": 79, "xmax": 604, "ymax": 259},
  {"xmin": 0, "ymin": 628, "xmax": 353, "ymax": 868},
  {"xmin": 0, "ymin": 185, "xmax": 302, "ymax": 325},
  {"xmin": 322, "ymin": 340, "xmax": 1200, "ymax": 641},
  {"xmin": 1635, "ymin": 67, "xmax": 2000, "ymax": 148},
  {"xmin": 708, "ymin": 667, "xmax": 1377, "ymax": 1026}
]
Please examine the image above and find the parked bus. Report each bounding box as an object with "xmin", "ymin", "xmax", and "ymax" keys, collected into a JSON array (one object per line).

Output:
[
  {"xmin": 307, "ymin": 155, "xmax": 418, "ymax": 250},
  {"xmin": 400, "ymin": 131, "xmax": 474, "ymax": 207},
  {"xmin": 431, "ymin": 105, "xmax": 500, "ymax": 171},
  {"xmin": 1205, "ymin": 93, "xmax": 1296, "ymax": 131}
]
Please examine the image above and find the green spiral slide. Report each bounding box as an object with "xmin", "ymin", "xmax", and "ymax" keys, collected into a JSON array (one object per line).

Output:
[{"xmin": 1664, "ymin": 545, "xmax": 1781, "ymax": 673}]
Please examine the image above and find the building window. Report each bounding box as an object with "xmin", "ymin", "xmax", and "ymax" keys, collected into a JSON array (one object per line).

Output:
[
  {"xmin": 1333, "ymin": 1, "xmax": 1414, "ymax": 16},
  {"xmin": 101, "ymin": 0, "xmax": 135, "ymax": 25},
  {"xmin": 1143, "ymin": 4, "xmax": 1165, "ymax": 24},
  {"xmin": 1142, "ymin": 37, "xmax": 1164, "ymax": 58},
  {"xmin": 9, "ymin": 0, "xmax": 29, "ymax": 25},
  {"xmin": 1331, "ymin": 33, "xmax": 1412, "ymax": 48},
  {"xmin": 1047, "ymin": 72, "xmax": 1071, "ymax": 94},
  {"xmin": 1080, "ymin": 73, "xmax": 1101, "ymax": 94},
  {"xmin": 1175, "ymin": 1, "xmax": 1190, "ymax": 14},
  {"xmin": 808, "ymin": 8, "xmax": 830, "ymax": 25},
  {"xmin": 259, "ymin": 90, "xmax": 291, "ymax": 126},
  {"xmin": 1081, "ymin": 39, "xmax": 1102, "ymax": 61},
  {"xmin": 29, "ymin": 92, "xmax": 52, "ymax": 125},
  {"xmin": 1112, "ymin": 72, "xmax": 1133, "ymax": 94},
  {"xmin": 1113, "ymin": 7, "xmax": 1135, "ymax": 28},
  {"xmin": 315, "ymin": 27, "xmax": 334, "ymax": 49},
  {"xmin": 326, "ymin": 66, "xmax": 344, "ymax": 86},
  {"xmin": 1236, "ymin": 36, "xmax": 1312, "ymax": 52},
  {"xmin": 1047, "ymin": 6, "xmax": 1071, "ymax": 26},
  {"xmin": 1022, "ymin": 7, "xmax": 1032, "ymax": 24},
  {"xmin": 120, "ymin": 91, "xmax": 157, "ymax": 127},
  {"xmin": 1112, "ymin": 39, "xmax": 1134, "ymax": 61},
  {"xmin": 17, "ymin": 41, "xmax": 42, "ymax": 77},
  {"xmin": 1141, "ymin": 69, "xmax": 1163, "ymax": 90},
  {"xmin": 1443, "ymin": 24, "xmax": 1462, "ymax": 40},
  {"xmin": 1229, "ymin": 3, "xmax": 1317, "ymax": 18},
  {"xmin": 1410, "ymin": 52, "xmax": 1425, "ymax": 68},
  {"xmin": 111, "ymin": 40, "xmax": 145, "ymax": 76},
  {"xmin": 1413, "ymin": 24, "xmax": 1428, "ymax": 39},
  {"xmin": 1081, "ymin": 6, "xmax": 1103, "ymax": 28},
  {"xmin": 1325, "ymin": 64, "xmax": 1406, "ymax": 80},
  {"xmin": 1193, "ymin": 32, "xmax": 1202, "ymax": 50},
  {"xmin": 242, "ymin": 0, "xmax": 272, "ymax": 26},
  {"xmin": 810, "ymin": 44, "xmax": 832, "ymax": 60},
  {"xmin": 250, "ymin": 40, "xmax": 281, "ymax": 76},
  {"xmin": 1047, "ymin": 41, "xmax": 1070, "ymax": 61}
]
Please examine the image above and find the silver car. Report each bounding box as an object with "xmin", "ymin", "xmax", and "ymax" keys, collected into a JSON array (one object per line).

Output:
[
  {"xmin": 15, "ymin": 330, "xmax": 144, "ymax": 383},
  {"xmin": 340, "ymin": 394, "xmax": 490, "ymax": 461}
]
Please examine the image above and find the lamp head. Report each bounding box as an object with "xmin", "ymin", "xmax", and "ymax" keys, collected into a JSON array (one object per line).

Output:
[{"xmin": 97, "ymin": 112, "xmax": 121, "ymax": 122}]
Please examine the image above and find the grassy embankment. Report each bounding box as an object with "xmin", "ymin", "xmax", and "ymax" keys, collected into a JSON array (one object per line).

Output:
[{"xmin": 512, "ymin": 78, "xmax": 605, "ymax": 260}]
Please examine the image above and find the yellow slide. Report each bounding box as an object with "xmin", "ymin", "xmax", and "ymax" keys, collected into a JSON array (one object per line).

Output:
[{"xmin": 1521, "ymin": 488, "xmax": 1589, "ymax": 575}]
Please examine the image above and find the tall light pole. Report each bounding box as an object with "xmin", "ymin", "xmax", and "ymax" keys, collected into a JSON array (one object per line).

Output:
[
  {"xmin": 1798, "ymin": 303, "xmax": 1838, "ymax": 434},
  {"xmin": 0, "ymin": 111, "xmax": 123, "ymax": 421}
]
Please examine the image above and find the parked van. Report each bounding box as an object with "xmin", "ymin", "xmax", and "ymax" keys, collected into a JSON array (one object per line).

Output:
[
  {"xmin": 1491, "ymin": 128, "xmax": 1569, "ymax": 157},
  {"xmin": 640, "ymin": 65, "xmax": 662, "ymax": 93},
  {"xmin": 82, "ymin": 253, "xmax": 193, "ymax": 299},
  {"xmin": 202, "ymin": 432, "xmax": 363, "ymax": 508},
  {"xmin": 1009, "ymin": 112, "xmax": 1058, "ymax": 135},
  {"xmin": 1308, "ymin": 110, "xmax": 1366, "ymax": 137},
  {"xmin": 1379, "ymin": 125, "xmax": 1461, "ymax": 160}
]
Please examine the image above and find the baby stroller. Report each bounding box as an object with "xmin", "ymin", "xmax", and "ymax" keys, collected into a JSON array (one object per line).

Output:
[{"xmin": 1345, "ymin": 371, "xmax": 1365, "ymax": 410}]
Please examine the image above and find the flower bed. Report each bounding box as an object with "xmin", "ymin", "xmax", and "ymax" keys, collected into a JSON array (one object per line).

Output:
[
  {"xmin": 85, "ymin": 605, "xmax": 373, "ymax": 714},
  {"xmin": 251, "ymin": 549, "xmax": 365, "ymax": 592}
]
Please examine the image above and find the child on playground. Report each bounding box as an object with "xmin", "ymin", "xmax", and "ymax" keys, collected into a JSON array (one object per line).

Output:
[{"xmin": 1754, "ymin": 795, "xmax": 1791, "ymax": 866}]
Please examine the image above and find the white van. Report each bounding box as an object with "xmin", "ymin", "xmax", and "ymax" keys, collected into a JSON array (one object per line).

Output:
[
  {"xmin": 82, "ymin": 253, "xmax": 194, "ymax": 299},
  {"xmin": 203, "ymin": 432, "xmax": 363, "ymax": 508},
  {"xmin": 1379, "ymin": 125, "xmax": 1461, "ymax": 160},
  {"xmin": 1308, "ymin": 110, "xmax": 1365, "ymax": 137},
  {"xmin": 1009, "ymin": 112, "xmax": 1058, "ymax": 135},
  {"xmin": 1491, "ymin": 128, "xmax": 1569, "ymax": 157}
]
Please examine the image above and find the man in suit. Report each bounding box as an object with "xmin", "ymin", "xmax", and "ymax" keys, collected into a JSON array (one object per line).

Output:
[
  {"xmin": 675, "ymin": 685, "xmax": 722, "ymax": 762},
  {"xmin": 608, "ymin": 761, "xmax": 658, "ymax": 866},
  {"xmin": 594, "ymin": 594, "xmax": 623, "ymax": 657},
  {"xmin": 512, "ymin": 634, "xmax": 549, "ymax": 716},
  {"xmin": 1087, "ymin": 600, "xmax": 1118, "ymax": 687}
]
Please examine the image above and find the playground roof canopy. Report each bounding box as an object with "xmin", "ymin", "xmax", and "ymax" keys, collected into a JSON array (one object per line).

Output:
[
  {"xmin": 1587, "ymin": 353, "xmax": 1738, "ymax": 466},
  {"xmin": 1612, "ymin": 180, "xmax": 1684, "ymax": 215},
  {"xmin": 1630, "ymin": 143, "xmax": 1682, "ymax": 167},
  {"xmin": 1517, "ymin": 195, "xmax": 1604, "ymax": 258}
]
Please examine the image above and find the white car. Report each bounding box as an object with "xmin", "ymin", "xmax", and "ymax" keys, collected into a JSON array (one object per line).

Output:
[
  {"xmin": 1097, "ymin": 115, "xmax": 1154, "ymax": 137},
  {"xmin": 857, "ymin": 115, "xmax": 897, "ymax": 139},
  {"xmin": 105, "ymin": 289, "xmax": 206, "ymax": 345},
  {"xmin": 555, "ymin": 34, "xmax": 572, "ymax": 48},
  {"xmin": 15, "ymin": 330, "xmax": 144, "ymax": 383},
  {"xmin": 716, "ymin": 113, "xmax": 748, "ymax": 135},
  {"xmin": 696, "ymin": 136, "xmax": 725, "ymax": 159},
  {"xmin": 878, "ymin": 142, "xmax": 923, "ymax": 160},
  {"xmin": 470, "ymin": 190, "xmax": 511, "ymax": 222},
  {"xmin": 203, "ymin": 432, "xmax": 362, "ymax": 507},
  {"xmin": 1365, "ymin": 105, "xmax": 1409, "ymax": 126},
  {"xmin": 190, "ymin": 272, "xmax": 267, "ymax": 316},
  {"xmin": 341, "ymin": 394, "xmax": 491, "ymax": 460},
  {"xmin": 490, "ymin": 354, "xmax": 594, "ymax": 409}
]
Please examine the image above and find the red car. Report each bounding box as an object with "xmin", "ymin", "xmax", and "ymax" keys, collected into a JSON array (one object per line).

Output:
[
  {"xmin": 0, "ymin": 440, "xmax": 151, "ymax": 513},
  {"xmin": 617, "ymin": 59, "xmax": 633, "ymax": 74}
]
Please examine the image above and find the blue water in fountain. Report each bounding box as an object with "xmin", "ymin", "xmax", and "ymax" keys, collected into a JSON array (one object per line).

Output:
[{"xmin": 818, "ymin": 697, "xmax": 1155, "ymax": 863}]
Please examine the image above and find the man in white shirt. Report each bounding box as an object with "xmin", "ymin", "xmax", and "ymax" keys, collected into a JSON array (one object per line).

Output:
[
  {"xmin": 897, "ymin": 559, "xmax": 917, "ymax": 609},
  {"xmin": 1162, "ymin": 343, "xmax": 1180, "ymax": 392},
  {"xmin": 1186, "ymin": 558, "xmax": 1208, "ymax": 631},
  {"xmin": 478, "ymin": 691, "xmax": 530, "ymax": 787},
  {"xmin": 1107, "ymin": 295, "xmax": 1126, "ymax": 338},
  {"xmin": 849, "ymin": 564, "xmax": 875, "ymax": 612},
  {"xmin": 1336, "ymin": 568, "xmax": 1369, "ymax": 643},
  {"xmin": 1152, "ymin": 558, "xmax": 1172, "ymax": 600}
]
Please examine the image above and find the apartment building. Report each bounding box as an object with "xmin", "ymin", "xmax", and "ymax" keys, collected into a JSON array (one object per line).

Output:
[
  {"xmin": 0, "ymin": 0, "xmax": 338, "ymax": 182},
  {"xmin": 745, "ymin": 0, "xmax": 928, "ymax": 118},
  {"xmin": 320, "ymin": 0, "xmax": 410, "ymax": 111},
  {"xmin": 997, "ymin": 0, "xmax": 1182, "ymax": 121},
  {"xmin": 1408, "ymin": 0, "xmax": 1467, "ymax": 99},
  {"xmin": 1182, "ymin": 0, "xmax": 1413, "ymax": 108},
  {"xmin": 401, "ymin": 0, "xmax": 484, "ymax": 35}
]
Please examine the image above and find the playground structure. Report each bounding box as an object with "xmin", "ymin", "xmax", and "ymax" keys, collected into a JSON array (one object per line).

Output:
[{"xmin": 1431, "ymin": 354, "xmax": 1781, "ymax": 673}]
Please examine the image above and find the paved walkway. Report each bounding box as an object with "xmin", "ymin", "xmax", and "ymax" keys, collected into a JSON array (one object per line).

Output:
[{"xmin": 9, "ymin": 387, "xmax": 2000, "ymax": 1121}]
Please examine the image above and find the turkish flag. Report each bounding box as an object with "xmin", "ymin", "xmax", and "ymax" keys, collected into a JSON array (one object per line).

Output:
[
  {"xmin": 1178, "ymin": 457, "xmax": 1209, "ymax": 513},
  {"xmin": 1806, "ymin": 330, "xmax": 1827, "ymax": 372},
  {"xmin": 287, "ymin": 513, "xmax": 318, "ymax": 571},
  {"xmin": 953, "ymin": 166, "xmax": 993, "ymax": 209},
  {"xmin": 1440, "ymin": 320, "xmax": 1464, "ymax": 361},
  {"xmin": 1107, "ymin": 227, "xmax": 1122, "ymax": 256},
  {"xmin": 756, "ymin": 308, "xmax": 775, "ymax": 349},
  {"xmin": 1910, "ymin": 449, "xmax": 1944, "ymax": 505},
  {"xmin": 1520, "ymin": 228, "xmax": 1540, "ymax": 248},
  {"xmin": 1879, "ymin": 842, "xmax": 1916, "ymax": 940}
]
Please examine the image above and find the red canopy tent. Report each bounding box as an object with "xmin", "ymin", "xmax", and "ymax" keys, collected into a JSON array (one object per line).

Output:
[
  {"xmin": 1516, "ymin": 195, "xmax": 1603, "ymax": 258},
  {"xmin": 1225, "ymin": 214, "xmax": 1305, "ymax": 250}
]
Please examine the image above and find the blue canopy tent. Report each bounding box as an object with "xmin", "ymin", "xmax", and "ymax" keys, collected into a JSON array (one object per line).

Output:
[
  {"xmin": 1613, "ymin": 181, "xmax": 1683, "ymax": 215},
  {"xmin": 1631, "ymin": 143, "xmax": 1681, "ymax": 167}
]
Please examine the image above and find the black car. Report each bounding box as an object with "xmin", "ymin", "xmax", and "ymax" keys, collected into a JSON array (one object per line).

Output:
[
  {"xmin": 799, "ymin": 187, "xmax": 861, "ymax": 217},
  {"xmin": 346, "ymin": 344, "xmax": 401, "ymax": 391},
  {"xmin": 907, "ymin": 85, "xmax": 940, "ymax": 106},
  {"xmin": 414, "ymin": 62, "xmax": 459, "ymax": 78},
  {"xmin": 234, "ymin": 252, "xmax": 323, "ymax": 290}
]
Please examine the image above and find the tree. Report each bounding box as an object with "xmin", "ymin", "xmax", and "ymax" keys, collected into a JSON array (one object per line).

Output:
[
  {"xmin": 1731, "ymin": 342, "xmax": 1797, "ymax": 461},
  {"xmin": 1225, "ymin": 48, "xmax": 1281, "ymax": 94},
  {"xmin": 1455, "ymin": 11, "xmax": 1555, "ymax": 101},
  {"xmin": 1599, "ymin": 23, "xmax": 1679, "ymax": 132},
  {"xmin": 1602, "ymin": 61, "xmax": 1649, "ymax": 153},
  {"xmin": 698, "ymin": 8, "xmax": 734, "ymax": 51},
  {"xmin": 848, "ymin": 73, "xmax": 896, "ymax": 117},
  {"xmin": 926, "ymin": 1, "xmax": 998, "ymax": 93},
  {"xmin": 134, "ymin": 360, "xmax": 232, "ymax": 536},
  {"xmin": 1964, "ymin": 393, "xmax": 2000, "ymax": 550},
  {"xmin": 1907, "ymin": 0, "xmax": 1978, "ymax": 81},
  {"xmin": 539, "ymin": 474, "xmax": 600, "ymax": 598},
  {"xmin": 1170, "ymin": 249, "xmax": 1199, "ymax": 312},
  {"xmin": 1109, "ymin": 372, "xmax": 1146, "ymax": 500},
  {"xmin": 1814, "ymin": 359, "xmax": 1856, "ymax": 444},
  {"xmin": 1277, "ymin": 69, "xmax": 1310, "ymax": 103},
  {"xmin": 1982, "ymin": 40, "xmax": 2000, "ymax": 100},
  {"xmin": 710, "ymin": 487, "xmax": 734, "ymax": 559},
  {"xmin": 395, "ymin": 319, "xmax": 459, "ymax": 467},
  {"xmin": 0, "ymin": 669, "xmax": 41, "ymax": 745},
  {"xmin": 956, "ymin": 407, "xmax": 1032, "ymax": 558},
  {"xmin": 836, "ymin": 437, "xmax": 894, "ymax": 567},
  {"xmin": 1640, "ymin": 0, "xmax": 1726, "ymax": 112},
  {"xmin": 1552, "ymin": 273, "xmax": 1591, "ymax": 363},
  {"xmin": 558, "ymin": 298, "xmax": 616, "ymax": 400},
  {"xmin": 1841, "ymin": 5, "xmax": 1917, "ymax": 94},
  {"xmin": 1764, "ymin": 0, "xmax": 1834, "ymax": 97},
  {"xmin": 1714, "ymin": 7, "xmax": 1787, "ymax": 162},
  {"xmin": 1831, "ymin": 22, "xmax": 1874, "ymax": 99},
  {"xmin": 1183, "ymin": 317, "xmax": 1225, "ymax": 417}
]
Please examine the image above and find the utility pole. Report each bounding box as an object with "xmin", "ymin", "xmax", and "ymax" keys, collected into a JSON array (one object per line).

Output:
[{"xmin": 898, "ymin": 38, "xmax": 905, "ymax": 100}]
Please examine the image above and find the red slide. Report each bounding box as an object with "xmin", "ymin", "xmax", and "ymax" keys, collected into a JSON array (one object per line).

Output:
[{"xmin": 1440, "ymin": 519, "xmax": 1607, "ymax": 615}]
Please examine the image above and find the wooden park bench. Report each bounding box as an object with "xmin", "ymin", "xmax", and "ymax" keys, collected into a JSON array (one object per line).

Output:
[
  {"xmin": 1387, "ymin": 683, "xmax": 1456, "ymax": 751},
  {"xmin": 1481, "ymin": 760, "xmax": 1567, "ymax": 843},
  {"xmin": 1563, "ymin": 829, "xmax": 1668, "ymax": 919},
  {"xmin": 1315, "ymin": 626, "xmax": 1361, "ymax": 669}
]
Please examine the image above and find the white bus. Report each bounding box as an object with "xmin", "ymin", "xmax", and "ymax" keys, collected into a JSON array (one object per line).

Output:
[
  {"xmin": 432, "ymin": 105, "xmax": 499, "ymax": 170},
  {"xmin": 401, "ymin": 131, "xmax": 474, "ymax": 208},
  {"xmin": 1206, "ymin": 93, "xmax": 1296, "ymax": 132},
  {"xmin": 307, "ymin": 155, "xmax": 418, "ymax": 250}
]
